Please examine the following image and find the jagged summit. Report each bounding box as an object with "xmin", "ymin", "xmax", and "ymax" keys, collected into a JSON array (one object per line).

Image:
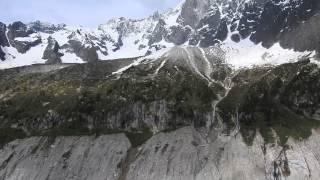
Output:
[{"xmin": 0, "ymin": 0, "xmax": 320, "ymax": 69}]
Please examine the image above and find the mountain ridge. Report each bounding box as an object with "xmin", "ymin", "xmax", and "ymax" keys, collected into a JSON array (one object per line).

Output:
[{"xmin": 1, "ymin": 0, "xmax": 320, "ymax": 69}]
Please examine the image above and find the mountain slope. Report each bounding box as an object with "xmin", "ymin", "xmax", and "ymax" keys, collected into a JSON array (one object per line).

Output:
[
  {"xmin": 1, "ymin": 0, "xmax": 320, "ymax": 179},
  {"xmin": 0, "ymin": 46, "xmax": 319, "ymax": 146},
  {"xmin": 0, "ymin": 49, "xmax": 320, "ymax": 180}
]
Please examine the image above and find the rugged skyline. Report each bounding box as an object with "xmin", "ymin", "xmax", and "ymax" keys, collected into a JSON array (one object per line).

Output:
[{"xmin": 0, "ymin": 0, "xmax": 183, "ymax": 27}]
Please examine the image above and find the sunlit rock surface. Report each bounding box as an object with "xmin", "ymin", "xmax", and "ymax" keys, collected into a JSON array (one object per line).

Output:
[{"xmin": 0, "ymin": 127, "xmax": 320, "ymax": 180}]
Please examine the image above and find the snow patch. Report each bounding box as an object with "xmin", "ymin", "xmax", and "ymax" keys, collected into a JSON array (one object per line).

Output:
[
  {"xmin": 0, "ymin": 44, "xmax": 47, "ymax": 69},
  {"xmin": 199, "ymin": 47, "xmax": 213, "ymax": 78},
  {"xmin": 14, "ymin": 33, "xmax": 39, "ymax": 42},
  {"xmin": 154, "ymin": 59, "xmax": 167, "ymax": 75},
  {"xmin": 105, "ymin": 35, "xmax": 147, "ymax": 60},
  {"xmin": 60, "ymin": 50, "xmax": 84, "ymax": 64},
  {"xmin": 51, "ymin": 30, "xmax": 71, "ymax": 45},
  {"xmin": 310, "ymin": 54, "xmax": 320, "ymax": 67},
  {"xmin": 112, "ymin": 57, "xmax": 144, "ymax": 75},
  {"xmin": 221, "ymin": 33, "xmax": 314, "ymax": 69}
]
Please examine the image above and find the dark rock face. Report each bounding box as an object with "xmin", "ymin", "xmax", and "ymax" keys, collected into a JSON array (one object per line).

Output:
[
  {"xmin": 148, "ymin": 19, "xmax": 167, "ymax": 45},
  {"xmin": 198, "ymin": 5, "xmax": 222, "ymax": 47},
  {"xmin": 231, "ymin": 34, "xmax": 241, "ymax": 43},
  {"xmin": 0, "ymin": 22, "xmax": 8, "ymax": 61},
  {"xmin": 188, "ymin": 33, "xmax": 200, "ymax": 45},
  {"xmin": 85, "ymin": 33, "xmax": 110, "ymax": 56},
  {"xmin": 0, "ymin": 47, "xmax": 5, "ymax": 61},
  {"xmin": 43, "ymin": 37, "xmax": 63, "ymax": 64},
  {"xmin": 237, "ymin": 0, "xmax": 320, "ymax": 49},
  {"xmin": 237, "ymin": 3, "xmax": 262, "ymax": 40},
  {"xmin": 113, "ymin": 35, "xmax": 124, "ymax": 52},
  {"xmin": 109, "ymin": 18, "xmax": 135, "ymax": 52},
  {"xmin": 13, "ymin": 38, "xmax": 42, "ymax": 54},
  {"xmin": 280, "ymin": 14, "xmax": 320, "ymax": 51},
  {"xmin": 174, "ymin": 0, "xmax": 320, "ymax": 51},
  {"xmin": 179, "ymin": 0, "xmax": 213, "ymax": 28},
  {"xmin": 166, "ymin": 0, "xmax": 320, "ymax": 51},
  {"xmin": 7, "ymin": 21, "xmax": 34, "ymax": 42},
  {"xmin": 166, "ymin": 25, "xmax": 191, "ymax": 45},
  {"xmin": 64, "ymin": 40, "xmax": 98, "ymax": 62},
  {"xmin": 29, "ymin": 21, "xmax": 66, "ymax": 34},
  {"xmin": 0, "ymin": 22, "xmax": 9, "ymax": 47},
  {"xmin": 214, "ymin": 19, "xmax": 228, "ymax": 42},
  {"xmin": 7, "ymin": 21, "xmax": 42, "ymax": 53},
  {"xmin": 251, "ymin": 2, "xmax": 284, "ymax": 48}
]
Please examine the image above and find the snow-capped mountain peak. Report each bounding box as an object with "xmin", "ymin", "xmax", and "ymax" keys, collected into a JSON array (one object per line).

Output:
[{"xmin": 0, "ymin": 0, "xmax": 319, "ymax": 69}]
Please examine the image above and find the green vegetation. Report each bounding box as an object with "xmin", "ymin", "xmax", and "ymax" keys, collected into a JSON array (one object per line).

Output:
[
  {"xmin": 218, "ymin": 60, "xmax": 320, "ymax": 146},
  {"xmin": 217, "ymin": 85, "xmax": 250, "ymax": 129},
  {"xmin": 39, "ymin": 127, "xmax": 153, "ymax": 148},
  {"xmin": 0, "ymin": 60, "xmax": 220, "ymax": 131},
  {"xmin": 0, "ymin": 128, "xmax": 26, "ymax": 147},
  {"xmin": 0, "ymin": 127, "xmax": 153, "ymax": 148},
  {"xmin": 240, "ymin": 104, "xmax": 320, "ymax": 146},
  {"xmin": 125, "ymin": 128, "xmax": 153, "ymax": 147},
  {"xmin": 1, "ymin": 59, "xmax": 319, "ymax": 148},
  {"xmin": 0, "ymin": 60, "xmax": 221, "ymax": 147}
]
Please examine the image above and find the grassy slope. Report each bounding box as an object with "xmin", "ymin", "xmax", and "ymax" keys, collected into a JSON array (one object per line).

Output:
[
  {"xmin": 0, "ymin": 60, "xmax": 220, "ymax": 146},
  {"xmin": 218, "ymin": 60, "xmax": 320, "ymax": 145},
  {"xmin": 0, "ymin": 60, "xmax": 319, "ymax": 147}
]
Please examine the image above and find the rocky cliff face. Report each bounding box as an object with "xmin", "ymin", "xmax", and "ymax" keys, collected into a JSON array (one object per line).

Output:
[
  {"xmin": 0, "ymin": 22, "xmax": 9, "ymax": 61},
  {"xmin": 0, "ymin": 134, "xmax": 130, "ymax": 180},
  {"xmin": 1, "ymin": 127, "xmax": 320, "ymax": 180},
  {"xmin": 0, "ymin": 45, "xmax": 320, "ymax": 179}
]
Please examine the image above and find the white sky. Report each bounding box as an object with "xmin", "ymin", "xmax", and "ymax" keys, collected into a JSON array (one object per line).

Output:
[{"xmin": 0, "ymin": 0, "xmax": 183, "ymax": 27}]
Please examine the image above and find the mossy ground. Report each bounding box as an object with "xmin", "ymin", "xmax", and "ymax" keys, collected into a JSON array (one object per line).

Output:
[
  {"xmin": 1, "ymin": 60, "xmax": 319, "ymax": 147},
  {"xmin": 0, "ymin": 60, "xmax": 220, "ymax": 147},
  {"xmin": 0, "ymin": 128, "xmax": 26, "ymax": 148},
  {"xmin": 125, "ymin": 127, "xmax": 153, "ymax": 147},
  {"xmin": 0, "ymin": 127, "xmax": 153, "ymax": 149},
  {"xmin": 218, "ymin": 61, "xmax": 320, "ymax": 146}
]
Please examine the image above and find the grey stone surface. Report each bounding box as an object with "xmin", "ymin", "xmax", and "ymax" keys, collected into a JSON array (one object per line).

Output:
[
  {"xmin": 0, "ymin": 22, "xmax": 8, "ymax": 60},
  {"xmin": 179, "ymin": 0, "xmax": 215, "ymax": 28},
  {"xmin": 1, "ymin": 127, "xmax": 319, "ymax": 180},
  {"xmin": 63, "ymin": 40, "xmax": 98, "ymax": 62},
  {"xmin": 28, "ymin": 21, "xmax": 66, "ymax": 34},
  {"xmin": 43, "ymin": 37, "xmax": 63, "ymax": 64},
  {"xmin": 280, "ymin": 14, "xmax": 320, "ymax": 51},
  {"xmin": 0, "ymin": 47, "xmax": 5, "ymax": 61},
  {"xmin": 166, "ymin": 25, "xmax": 191, "ymax": 45},
  {"xmin": 148, "ymin": 19, "xmax": 167, "ymax": 46},
  {"xmin": 0, "ymin": 22, "xmax": 9, "ymax": 47},
  {"xmin": 126, "ymin": 127, "xmax": 320, "ymax": 180},
  {"xmin": 13, "ymin": 38, "xmax": 42, "ymax": 54},
  {"xmin": 0, "ymin": 134, "xmax": 130, "ymax": 180}
]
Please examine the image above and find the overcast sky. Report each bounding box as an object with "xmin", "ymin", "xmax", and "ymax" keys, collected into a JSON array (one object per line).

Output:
[{"xmin": 0, "ymin": 0, "xmax": 183, "ymax": 27}]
